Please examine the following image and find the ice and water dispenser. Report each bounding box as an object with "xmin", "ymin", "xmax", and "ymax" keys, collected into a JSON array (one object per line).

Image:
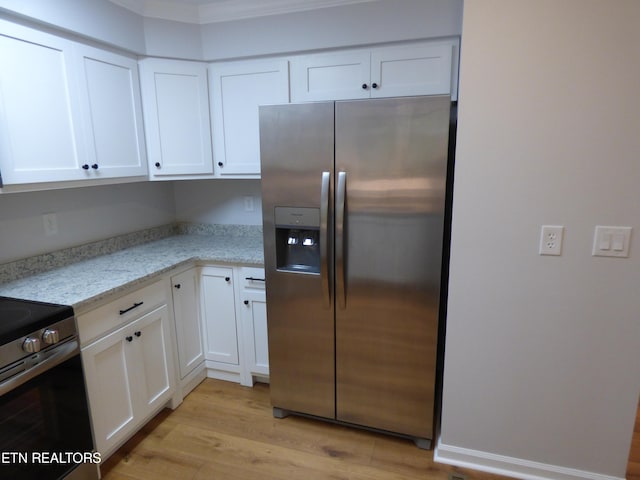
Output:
[{"xmin": 275, "ymin": 207, "xmax": 320, "ymax": 274}]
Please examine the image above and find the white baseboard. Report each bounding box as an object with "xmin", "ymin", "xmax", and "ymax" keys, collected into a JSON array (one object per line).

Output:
[{"xmin": 434, "ymin": 441, "xmax": 624, "ymax": 480}]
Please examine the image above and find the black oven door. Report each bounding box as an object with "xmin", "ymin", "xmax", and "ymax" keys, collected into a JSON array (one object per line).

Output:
[{"xmin": 0, "ymin": 338, "xmax": 96, "ymax": 479}]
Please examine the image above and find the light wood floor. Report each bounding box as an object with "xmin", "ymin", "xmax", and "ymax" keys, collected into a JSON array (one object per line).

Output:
[
  {"xmin": 629, "ymin": 399, "xmax": 640, "ymax": 480},
  {"xmin": 101, "ymin": 379, "xmax": 640, "ymax": 480}
]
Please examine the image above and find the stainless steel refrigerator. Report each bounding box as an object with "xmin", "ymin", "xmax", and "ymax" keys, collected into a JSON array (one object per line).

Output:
[{"xmin": 259, "ymin": 95, "xmax": 451, "ymax": 448}]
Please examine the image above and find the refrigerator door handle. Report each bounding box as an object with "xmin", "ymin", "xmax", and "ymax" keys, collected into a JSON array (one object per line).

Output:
[
  {"xmin": 320, "ymin": 171, "xmax": 331, "ymax": 308},
  {"xmin": 336, "ymin": 171, "xmax": 347, "ymax": 309}
]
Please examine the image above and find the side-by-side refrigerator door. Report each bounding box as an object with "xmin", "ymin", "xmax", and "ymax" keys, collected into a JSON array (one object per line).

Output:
[
  {"xmin": 259, "ymin": 102, "xmax": 336, "ymax": 419},
  {"xmin": 334, "ymin": 96, "xmax": 451, "ymax": 442}
]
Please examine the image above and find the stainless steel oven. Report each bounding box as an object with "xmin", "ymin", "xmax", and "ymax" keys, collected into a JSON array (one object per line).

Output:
[{"xmin": 0, "ymin": 296, "xmax": 98, "ymax": 480}]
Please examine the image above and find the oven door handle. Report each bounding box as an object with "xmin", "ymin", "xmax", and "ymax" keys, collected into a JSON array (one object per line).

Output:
[{"xmin": 0, "ymin": 337, "xmax": 80, "ymax": 396}]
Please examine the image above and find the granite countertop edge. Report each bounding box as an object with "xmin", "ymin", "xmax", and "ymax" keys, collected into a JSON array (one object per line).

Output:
[{"xmin": 0, "ymin": 233, "xmax": 264, "ymax": 313}]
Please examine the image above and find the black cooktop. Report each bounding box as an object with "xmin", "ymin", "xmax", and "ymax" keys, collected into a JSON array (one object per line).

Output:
[{"xmin": 0, "ymin": 296, "xmax": 74, "ymax": 345}]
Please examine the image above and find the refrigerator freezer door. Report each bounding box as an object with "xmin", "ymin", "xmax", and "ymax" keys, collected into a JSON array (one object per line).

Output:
[
  {"xmin": 259, "ymin": 102, "xmax": 336, "ymax": 419},
  {"xmin": 334, "ymin": 96, "xmax": 451, "ymax": 439}
]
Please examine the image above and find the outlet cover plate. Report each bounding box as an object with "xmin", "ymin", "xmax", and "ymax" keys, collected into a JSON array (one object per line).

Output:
[
  {"xmin": 42, "ymin": 213, "xmax": 58, "ymax": 237},
  {"xmin": 539, "ymin": 225, "xmax": 564, "ymax": 256}
]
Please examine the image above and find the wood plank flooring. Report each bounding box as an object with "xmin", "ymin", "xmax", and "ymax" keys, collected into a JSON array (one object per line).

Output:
[
  {"xmin": 101, "ymin": 379, "xmax": 640, "ymax": 480},
  {"xmin": 628, "ymin": 399, "xmax": 640, "ymax": 480}
]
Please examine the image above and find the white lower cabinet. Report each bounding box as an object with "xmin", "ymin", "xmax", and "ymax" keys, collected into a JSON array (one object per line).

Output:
[
  {"xmin": 79, "ymin": 282, "xmax": 176, "ymax": 458},
  {"xmin": 171, "ymin": 268, "xmax": 204, "ymax": 379},
  {"xmin": 79, "ymin": 264, "xmax": 268, "ymax": 459},
  {"xmin": 199, "ymin": 265, "xmax": 269, "ymax": 386},
  {"xmin": 200, "ymin": 266, "xmax": 242, "ymax": 381},
  {"xmin": 239, "ymin": 268, "xmax": 269, "ymax": 381}
]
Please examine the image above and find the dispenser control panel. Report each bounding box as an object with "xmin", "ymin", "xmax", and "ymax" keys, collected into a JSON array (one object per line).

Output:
[{"xmin": 274, "ymin": 207, "xmax": 321, "ymax": 274}]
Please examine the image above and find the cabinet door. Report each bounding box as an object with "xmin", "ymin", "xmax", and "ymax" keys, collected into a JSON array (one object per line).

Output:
[
  {"xmin": 201, "ymin": 267, "xmax": 239, "ymax": 364},
  {"xmin": 139, "ymin": 59, "xmax": 214, "ymax": 178},
  {"xmin": 210, "ymin": 59, "xmax": 289, "ymax": 176},
  {"xmin": 290, "ymin": 51, "xmax": 370, "ymax": 102},
  {"xmin": 81, "ymin": 326, "xmax": 136, "ymax": 456},
  {"xmin": 171, "ymin": 269, "xmax": 204, "ymax": 379},
  {"xmin": 0, "ymin": 22, "xmax": 87, "ymax": 185},
  {"xmin": 131, "ymin": 304, "xmax": 175, "ymax": 417},
  {"xmin": 370, "ymin": 42, "xmax": 453, "ymax": 98},
  {"xmin": 75, "ymin": 45, "xmax": 148, "ymax": 179},
  {"xmin": 241, "ymin": 289, "xmax": 269, "ymax": 377}
]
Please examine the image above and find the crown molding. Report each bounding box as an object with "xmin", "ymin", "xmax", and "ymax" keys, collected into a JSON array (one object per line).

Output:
[{"xmin": 110, "ymin": 0, "xmax": 379, "ymax": 24}]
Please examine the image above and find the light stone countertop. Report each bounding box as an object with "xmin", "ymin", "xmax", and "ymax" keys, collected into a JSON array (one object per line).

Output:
[{"xmin": 0, "ymin": 234, "xmax": 264, "ymax": 312}]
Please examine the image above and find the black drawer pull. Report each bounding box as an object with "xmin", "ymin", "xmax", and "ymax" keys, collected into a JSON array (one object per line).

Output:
[
  {"xmin": 134, "ymin": 331, "xmax": 141, "ymax": 337},
  {"xmin": 244, "ymin": 300, "xmax": 249, "ymax": 305},
  {"xmin": 125, "ymin": 336, "xmax": 133, "ymax": 342},
  {"xmin": 225, "ymin": 277, "xmax": 230, "ymax": 282},
  {"xmin": 119, "ymin": 302, "xmax": 144, "ymax": 315},
  {"xmin": 245, "ymin": 277, "xmax": 265, "ymax": 282}
]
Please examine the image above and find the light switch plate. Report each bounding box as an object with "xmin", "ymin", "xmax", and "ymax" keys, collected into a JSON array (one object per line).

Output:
[{"xmin": 592, "ymin": 226, "xmax": 632, "ymax": 257}]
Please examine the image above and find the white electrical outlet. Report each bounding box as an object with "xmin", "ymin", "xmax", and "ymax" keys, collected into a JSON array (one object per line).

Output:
[
  {"xmin": 539, "ymin": 225, "xmax": 564, "ymax": 256},
  {"xmin": 43, "ymin": 213, "xmax": 58, "ymax": 237},
  {"xmin": 243, "ymin": 196, "xmax": 254, "ymax": 212}
]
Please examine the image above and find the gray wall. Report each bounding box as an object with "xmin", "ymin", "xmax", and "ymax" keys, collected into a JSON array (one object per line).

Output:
[
  {"xmin": 1, "ymin": 0, "xmax": 463, "ymax": 60},
  {"xmin": 0, "ymin": 0, "xmax": 145, "ymax": 52},
  {"xmin": 173, "ymin": 179, "xmax": 262, "ymax": 226},
  {"xmin": 143, "ymin": 16, "xmax": 203, "ymax": 59},
  {"xmin": 0, "ymin": 182, "xmax": 175, "ymax": 264},
  {"xmin": 438, "ymin": 1, "xmax": 640, "ymax": 478},
  {"xmin": 199, "ymin": 0, "xmax": 463, "ymax": 60}
]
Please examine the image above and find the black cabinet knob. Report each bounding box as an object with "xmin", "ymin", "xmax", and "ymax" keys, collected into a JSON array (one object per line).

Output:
[
  {"xmin": 244, "ymin": 300, "xmax": 249, "ymax": 305},
  {"xmin": 155, "ymin": 162, "xmax": 161, "ymax": 168},
  {"xmin": 218, "ymin": 162, "xmax": 223, "ymax": 167},
  {"xmin": 361, "ymin": 83, "xmax": 368, "ymax": 90},
  {"xmin": 134, "ymin": 331, "xmax": 141, "ymax": 337},
  {"xmin": 225, "ymin": 277, "xmax": 230, "ymax": 282},
  {"xmin": 174, "ymin": 284, "xmax": 181, "ymax": 289},
  {"xmin": 82, "ymin": 164, "xmax": 89, "ymax": 170},
  {"xmin": 371, "ymin": 82, "xmax": 378, "ymax": 89},
  {"xmin": 91, "ymin": 164, "xmax": 99, "ymax": 170},
  {"xmin": 125, "ymin": 336, "xmax": 133, "ymax": 342}
]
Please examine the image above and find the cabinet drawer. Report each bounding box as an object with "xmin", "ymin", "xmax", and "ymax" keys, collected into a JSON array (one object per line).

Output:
[
  {"xmin": 78, "ymin": 280, "xmax": 167, "ymax": 346},
  {"xmin": 240, "ymin": 267, "xmax": 265, "ymax": 290}
]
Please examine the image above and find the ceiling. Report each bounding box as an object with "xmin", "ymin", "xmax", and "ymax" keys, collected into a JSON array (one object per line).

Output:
[{"xmin": 108, "ymin": 0, "xmax": 379, "ymax": 24}]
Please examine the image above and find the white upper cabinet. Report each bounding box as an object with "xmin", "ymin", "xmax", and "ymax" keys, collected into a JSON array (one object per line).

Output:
[
  {"xmin": 0, "ymin": 20, "xmax": 148, "ymax": 188},
  {"xmin": 75, "ymin": 45, "xmax": 148, "ymax": 179},
  {"xmin": 290, "ymin": 39, "xmax": 459, "ymax": 102},
  {"xmin": 0, "ymin": 21, "xmax": 87, "ymax": 185},
  {"xmin": 370, "ymin": 42, "xmax": 454, "ymax": 98},
  {"xmin": 139, "ymin": 59, "xmax": 214, "ymax": 179},
  {"xmin": 209, "ymin": 59, "xmax": 289, "ymax": 177},
  {"xmin": 290, "ymin": 51, "xmax": 370, "ymax": 102}
]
